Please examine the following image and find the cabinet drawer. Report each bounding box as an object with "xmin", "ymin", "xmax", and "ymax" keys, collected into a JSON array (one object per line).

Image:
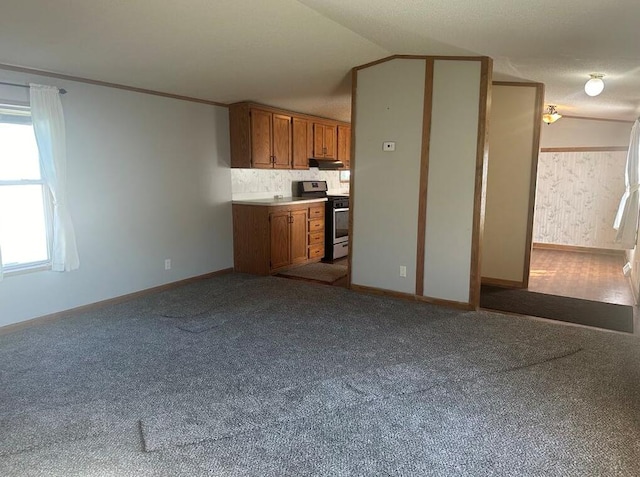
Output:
[
  {"xmin": 309, "ymin": 232, "xmax": 324, "ymax": 245},
  {"xmin": 309, "ymin": 244, "xmax": 324, "ymax": 259},
  {"xmin": 309, "ymin": 218, "xmax": 324, "ymax": 232},
  {"xmin": 309, "ymin": 206, "xmax": 324, "ymax": 219}
]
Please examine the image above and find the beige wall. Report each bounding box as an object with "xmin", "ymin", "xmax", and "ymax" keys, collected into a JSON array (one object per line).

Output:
[{"xmin": 482, "ymin": 84, "xmax": 541, "ymax": 285}]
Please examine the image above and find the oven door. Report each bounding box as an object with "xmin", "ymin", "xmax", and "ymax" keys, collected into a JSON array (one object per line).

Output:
[{"xmin": 333, "ymin": 207, "xmax": 349, "ymax": 244}]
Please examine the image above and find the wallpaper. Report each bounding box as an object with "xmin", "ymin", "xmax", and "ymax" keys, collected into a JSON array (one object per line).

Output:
[
  {"xmin": 231, "ymin": 169, "xmax": 349, "ymax": 200},
  {"xmin": 533, "ymin": 151, "xmax": 627, "ymax": 250}
]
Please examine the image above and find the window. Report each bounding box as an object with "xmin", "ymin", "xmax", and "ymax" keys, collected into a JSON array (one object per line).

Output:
[{"xmin": 0, "ymin": 104, "xmax": 51, "ymax": 273}]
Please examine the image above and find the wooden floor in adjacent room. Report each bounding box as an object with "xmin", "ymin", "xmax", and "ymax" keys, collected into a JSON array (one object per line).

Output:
[{"xmin": 528, "ymin": 248, "xmax": 635, "ymax": 306}]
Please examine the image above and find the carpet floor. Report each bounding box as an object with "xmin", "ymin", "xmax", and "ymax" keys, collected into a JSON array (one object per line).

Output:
[{"xmin": 1, "ymin": 273, "xmax": 640, "ymax": 476}]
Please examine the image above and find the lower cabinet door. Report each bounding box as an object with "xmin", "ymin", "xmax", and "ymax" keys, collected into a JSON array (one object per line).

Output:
[
  {"xmin": 270, "ymin": 211, "xmax": 291, "ymax": 270},
  {"xmin": 290, "ymin": 209, "xmax": 308, "ymax": 264}
]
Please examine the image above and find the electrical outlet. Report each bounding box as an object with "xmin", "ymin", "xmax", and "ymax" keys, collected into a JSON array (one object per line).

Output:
[
  {"xmin": 164, "ymin": 259, "xmax": 171, "ymax": 270},
  {"xmin": 383, "ymin": 141, "xmax": 396, "ymax": 152},
  {"xmin": 399, "ymin": 265, "xmax": 407, "ymax": 277}
]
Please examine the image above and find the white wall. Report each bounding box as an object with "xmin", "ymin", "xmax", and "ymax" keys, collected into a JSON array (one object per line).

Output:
[
  {"xmin": 540, "ymin": 117, "xmax": 631, "ymax": 148},
  {"xmin": 0, "ymin": 70, "xmax": 233, "ymax": 327},
  {"xmin": 351, "ymin": 57, "xmax": 486, "ymax": 305},
  {"xmin": 351, "ymin": 58, "xmax": 426, "ymax": 294},
  {"xmin": 423, "ymin": 60, "xmax": 481, "ymax": 303}
]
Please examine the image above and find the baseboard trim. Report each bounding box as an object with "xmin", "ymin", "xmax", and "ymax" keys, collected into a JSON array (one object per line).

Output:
[
  {"xmin": 350, "ymin": 284, "xmax": 417, "ymax": 301},
  {"xmin": 415, "ymin": 295, "xmax": 476, "ymax": 311},
  {"xmin": 532, "ymin": 243, "xmax": 625, "ymax": 256},
  {"xmin": 0, "ymin": 268, "xmax": 234, "ymax": 336},
  {"xmin": 481, "ymin": 277, "xmax": 525, "ymax": 289},
  {"xmin": 350, "ymin": 284, "xmax": 475, "ymax": 311}
]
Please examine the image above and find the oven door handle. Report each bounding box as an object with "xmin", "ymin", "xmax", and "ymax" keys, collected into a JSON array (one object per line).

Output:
[{"xmin": 334, "ymin": 208, "xmax": 349, "ymax": 212}]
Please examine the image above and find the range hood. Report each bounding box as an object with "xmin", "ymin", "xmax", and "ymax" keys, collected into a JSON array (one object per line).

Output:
[{"xmin": 309, "ymin": 158, "xmax": 344, "ymax": 170}]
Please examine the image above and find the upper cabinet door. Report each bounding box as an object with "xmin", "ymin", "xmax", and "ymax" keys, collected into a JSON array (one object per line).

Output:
[
  {"xmin": 313, "ymin": 122, "xmax": 337, "ymax": 158},
  {"xmin": 323, "ymin": 124, "xmax": 336, "ymax": 159},
  {"xmin": 272, "ymin": 114, "xmax": 292, "ymax": 169},
  {"xmin": 251, "ymin": 109, "xmax": 274, "ymax": 168},
  {"xmin": 337, "ymin": 125, "xmax": 351, "ymax": 169},
  {"xmin": 292, "ymin": 117, "xmax": 311, "ymax": 169},
  {"xmin": 313, "ymin": 123, "xmax": 326, "ymax": 157}
]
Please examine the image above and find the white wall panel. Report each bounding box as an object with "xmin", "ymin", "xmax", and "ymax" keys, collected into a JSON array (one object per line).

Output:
[
  {"xmin": 423, "ymin": 60, "xmax": 481, "ymax": 303},
  {"xmin": 351, "ymin": 59, "xmax": 426, "ymax": 294},
  {"xmin": 540, "ymin": 117, "xmax": 631, "ymax": 148}
]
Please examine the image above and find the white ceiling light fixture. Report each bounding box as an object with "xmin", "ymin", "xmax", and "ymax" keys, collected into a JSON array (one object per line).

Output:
[
  {"xmin": 584, "ymin": 73, "xmax": 605, "ymax": 97},
  {"xmin": 542, "ymin": 105, "xmax": 562, "ymax": 124}
]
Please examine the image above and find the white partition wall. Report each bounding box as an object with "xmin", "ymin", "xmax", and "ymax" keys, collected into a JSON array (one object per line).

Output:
[
  {"xmin": 482, "ymin": 82, "xmax": 543, "ymax": 287},
  {"xmin": 422, "ymin": 60, "xmax": 483, "ymax": 303},
  {"xmin": 350, "ymin": 58, "xmax": 426, "ymax": 294},
  {"xmin": 350, "ymin": 55, "xmax": 491, "ymax": 309}
]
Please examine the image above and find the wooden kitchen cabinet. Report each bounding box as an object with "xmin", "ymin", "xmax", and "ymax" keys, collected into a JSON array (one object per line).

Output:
[
  {"xmin": 250, "ymin": 108, "xmax": 291, "ymax": 169},
  {"xmin": 229, "ymin": 103, "xmax": 291, "ymax": 169},
  {"xmin": 292, "ymin": 116, "xmax": 312, "ymax": 170},
  {"xmin": 233, "ymin": 201, "xmax": 325, "ymax": 275},
  {"xmin": 337, "ymin": 125, "xmax": 351, "ymax": 169},
  {"xmin": 290, "ymin": 209, "xmax": 309, "ymax": 264},
  {"xmin": 307, "ymin": 205, "xmax": 325, "ymax": 260},
  {"xmin": 269, "ymin": 211, "xmax": 292, "ymax": 270},
  {"xmin": 269, "ymin": 207, "xmax": 308, "ymax": 269},
  {"xmin": 230, "ymin": 101, "xmax": 349, "ymax": 169},
  {"xmin": 313, "ymin": 122, "xmax": 337, "ymax": 159}
]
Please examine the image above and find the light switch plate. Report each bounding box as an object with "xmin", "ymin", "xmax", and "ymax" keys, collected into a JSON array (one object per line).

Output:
[{"xmin": 383, "ymin": 141, "xmax": 396, "ymax": 152}]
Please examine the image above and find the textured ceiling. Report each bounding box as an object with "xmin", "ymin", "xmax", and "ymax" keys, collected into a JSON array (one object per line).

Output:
[{"xmin": 0, "ymin": 0, "xmax": 638, "ymax": 121}]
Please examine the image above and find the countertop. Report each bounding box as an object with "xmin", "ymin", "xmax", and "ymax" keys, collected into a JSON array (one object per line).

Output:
[{"xmin": 232, "ymin": 197, "xmax": 328, "ymax": 206}]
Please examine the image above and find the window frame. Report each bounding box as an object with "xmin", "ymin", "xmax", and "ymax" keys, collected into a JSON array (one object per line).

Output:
[{"xmin": 0, "ymin": 101, "xmax": 53, "ymax": 275}]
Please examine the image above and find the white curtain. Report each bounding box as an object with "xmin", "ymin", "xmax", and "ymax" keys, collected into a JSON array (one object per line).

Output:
[
  {"xmin": 29, "ymin": 84, "xmax": 80, "ymax": 271},
  {"xmin": 614, "ymin": 119, "xmax": 640, "ymax": 248}
]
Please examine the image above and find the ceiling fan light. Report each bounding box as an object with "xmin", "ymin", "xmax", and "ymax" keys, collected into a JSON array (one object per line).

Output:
[
  {"xmin": 585, "ymin": 74, "xmax": 605, "ymax": 96},
  {"xmin": 542, "ymin": 105, "xmax": 562, "ymax": 124}
]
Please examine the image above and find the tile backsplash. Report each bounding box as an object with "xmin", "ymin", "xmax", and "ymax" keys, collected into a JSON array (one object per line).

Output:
[{"xmin": 231, "ymin": 169, "xmax": 349, "ymax": 200}]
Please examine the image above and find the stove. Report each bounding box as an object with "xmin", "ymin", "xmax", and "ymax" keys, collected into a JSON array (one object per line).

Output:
[{"xmin": 325, "ymin": 194, "xmax": 349, "ymax": 261}]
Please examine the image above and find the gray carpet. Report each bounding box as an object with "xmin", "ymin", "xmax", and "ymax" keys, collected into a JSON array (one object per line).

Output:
[{"xmin": 1, "ymin": 273, "xmax": 640, "ymax": 476}]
